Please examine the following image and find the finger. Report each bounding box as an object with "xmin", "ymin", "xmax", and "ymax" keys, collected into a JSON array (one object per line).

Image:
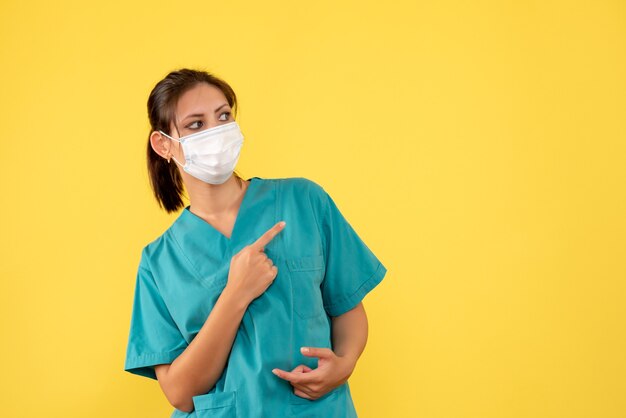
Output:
[
  {"xmin": 293, "ymin": 382, "xmax": 326, "ymax": 400},
  {"xmin": 272, "ymin": 368, "xmax": 303, "ymax": 383},
  {"xmin": 272, "ymin": 368, "xmax": 288, "ymax": 381},
  {"xmin": 287, "ymin": 366, "xmax": 322, "ymax": 385},
  {"xmin": 290, "ymin": 364, "xmax": 309, "ymax": 373},
  {"xmin": 291, "ymin": 364, "xmax": 313, "ymax": 374},
  {"xmin": 301, "ymin": 346, "xmax": 334, "ymax": 359},
  {"xmin": 293, "ymin": 388, "xmax": 314, "ymax": 400},
  {"xmin": 251, "ymin": 221, "xmax": 286, "ymax": 251}
]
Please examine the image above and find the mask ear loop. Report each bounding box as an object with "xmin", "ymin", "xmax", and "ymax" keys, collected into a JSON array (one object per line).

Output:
[{"xmin": 158, "ymin": 130, "xmax": 185, "ymax": 168}]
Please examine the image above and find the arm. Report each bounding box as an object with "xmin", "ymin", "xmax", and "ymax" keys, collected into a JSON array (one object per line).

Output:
[
  {"xmin": 271, "ymin": 301, "xmax": 369, "ymax": 399},
  {"xmin": 155, "ymin": 287, "xmax": 248, "ymax": 413},
  {"xmin": 154, "ymin": 221, "xmax": 285, "ymax": 413},
  {"xmin": 331, "ymin": 301, "xmax": 368, "ymax": 374}
]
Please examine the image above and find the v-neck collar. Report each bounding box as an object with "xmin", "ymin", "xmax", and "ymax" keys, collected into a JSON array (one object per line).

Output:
[{"xmin": 180, "ymin": 176, "xmax": 260, "ymax": 245}]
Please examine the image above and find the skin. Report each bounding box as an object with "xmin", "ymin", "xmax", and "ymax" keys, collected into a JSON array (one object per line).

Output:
[
  {"xmin": 272, "ymin": 303, "xmax": 368, "ymax": 400},
  {"xmin": 149, "ymin": 82, "xmax": 369, "ymax": 412},
  {"xmin": 150, "ymin": 82, "xmax": 248, "ymax": 231}
]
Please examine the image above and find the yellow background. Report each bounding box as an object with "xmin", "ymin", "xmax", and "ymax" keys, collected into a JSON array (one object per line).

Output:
[{"xmin": 1, "ymin": 1, "xmax": 625, "ymax": 417}]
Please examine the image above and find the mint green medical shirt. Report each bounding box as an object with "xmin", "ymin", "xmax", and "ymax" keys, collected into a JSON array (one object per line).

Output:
[{"xmin": 124, "ymin": 176, "xmax": 388, "ymax": 417}]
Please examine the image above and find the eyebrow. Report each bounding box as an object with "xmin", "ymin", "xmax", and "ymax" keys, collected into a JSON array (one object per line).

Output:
[{"xmin": 181, "ymin": 103, "xmax": 230, "ymax": 122}]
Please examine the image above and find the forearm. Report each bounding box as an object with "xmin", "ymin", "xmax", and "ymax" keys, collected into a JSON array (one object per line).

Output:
[
  {"xmin": 162, "ymin": 286, "xmax": 248, "ymax": 412},
  {"xmin": 331, "ymin": 302, "xmax": 368, "ymax": 369}
]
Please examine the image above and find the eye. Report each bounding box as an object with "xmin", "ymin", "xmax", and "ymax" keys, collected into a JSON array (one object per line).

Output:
[
  {"xmin": 218, "ymin": 111, "xmax": 231, "ymax": 121},
  {"xmin": 187, "ymin": 120, "xmax": 203, "ymax": 130}
]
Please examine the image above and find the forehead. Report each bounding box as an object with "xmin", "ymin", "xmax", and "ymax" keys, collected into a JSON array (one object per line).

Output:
[{"xmin": 176, "ymin": 82, "xmax": 227, "ymax": 114}]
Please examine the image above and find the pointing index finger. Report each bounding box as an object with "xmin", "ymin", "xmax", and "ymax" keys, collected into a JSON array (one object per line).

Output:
[{"xmin": 252, "ymin": 221, "xmax": 286, "ymax": 251}]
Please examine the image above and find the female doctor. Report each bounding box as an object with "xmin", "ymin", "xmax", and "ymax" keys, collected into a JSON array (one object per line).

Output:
[{"xmin": 124, "ymin": 68, "xmax": 388, "ymax": 417}]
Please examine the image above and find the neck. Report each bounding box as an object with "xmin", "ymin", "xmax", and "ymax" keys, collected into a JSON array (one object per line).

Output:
[{"xmin": 187, "ymin": 175, "xmax": 249, "ymax": 218}]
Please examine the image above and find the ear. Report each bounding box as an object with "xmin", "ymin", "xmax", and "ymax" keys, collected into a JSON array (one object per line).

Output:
[{"xmin": 149, "ymin": 130, "xmax": 171, "ymax": 160}]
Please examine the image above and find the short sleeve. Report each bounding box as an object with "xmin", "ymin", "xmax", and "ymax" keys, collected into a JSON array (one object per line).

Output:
[
  {"xmin": 124, "ymin": 253, "xmax": 188, "ymax": 380},
  {"xmin": 311, "ymin": 183, "xmax": 388, "ymax": 317}
]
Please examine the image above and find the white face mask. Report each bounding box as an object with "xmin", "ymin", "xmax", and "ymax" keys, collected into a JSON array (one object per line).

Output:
[{"xmin": 159, "ymin": 121, "xmax": 244, "ymax": 185}]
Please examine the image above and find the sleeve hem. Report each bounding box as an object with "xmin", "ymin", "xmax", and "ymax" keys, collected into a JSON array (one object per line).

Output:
[
  {"xmin": 124, "ymin": 348, "xmax": 186, "ymax": 380},
  {"xmin": 323, "ymin": 262, "xmax": 388, "ymax": 317}
]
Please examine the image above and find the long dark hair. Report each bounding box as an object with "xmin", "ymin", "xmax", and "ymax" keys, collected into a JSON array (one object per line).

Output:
[{"xmin": 146, "ymin": 68, "xmax": 244, "ymax": 213}]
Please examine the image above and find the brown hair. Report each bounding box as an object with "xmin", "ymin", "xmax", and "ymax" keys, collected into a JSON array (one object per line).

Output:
[{"xmin": 146, "ymin": 68, "xmax": 244, "ymax": 213}]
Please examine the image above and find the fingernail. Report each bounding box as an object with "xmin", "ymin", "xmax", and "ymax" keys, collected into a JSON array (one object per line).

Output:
[
  {"xmin": 272, "ymin": 369, "xmax": 278, "ymax": 375},
  {"xmin": 301, "ymin": 347, "xmax": 309, "ymax": 353},
  {"xmin": 280, "ymin": 221, "xmax": 286, "ymax": 227}
]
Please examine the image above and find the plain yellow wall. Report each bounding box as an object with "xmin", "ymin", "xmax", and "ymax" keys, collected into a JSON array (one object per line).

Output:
[{"xmin": 1, "ymin": 1, "xmax": 625, "ymax": 417}]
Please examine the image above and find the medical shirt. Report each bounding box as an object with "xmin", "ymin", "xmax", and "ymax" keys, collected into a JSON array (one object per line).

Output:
[{"xmin": 124, "ymin": 176, "xmax": 388, "ymax": 417}]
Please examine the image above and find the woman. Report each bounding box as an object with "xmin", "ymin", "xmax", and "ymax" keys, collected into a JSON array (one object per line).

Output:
[{"xmin": 124, "ymin": 68, "xmax": 388, "ymax": 417}]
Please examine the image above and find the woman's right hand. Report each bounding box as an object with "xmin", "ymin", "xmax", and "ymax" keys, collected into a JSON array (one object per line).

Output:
[{"xmin": 225, "ymin": 221, "xmax": 286, "ymax": 306}]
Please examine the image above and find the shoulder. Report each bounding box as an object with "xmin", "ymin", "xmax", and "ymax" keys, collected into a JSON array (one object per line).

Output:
[
  {"xmin": 137, "ymin": 228, "xmax": 172, "ymax": 272},
  {"xmin": 271, "ymin": 176, "xmax": 328, "ymax": 201},
  {"xmin": 271, "ymin": 177, "xmax": 332, "ymax": 226}
]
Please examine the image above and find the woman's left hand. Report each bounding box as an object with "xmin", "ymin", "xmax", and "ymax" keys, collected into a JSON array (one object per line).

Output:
[{"xmin": 272, "ymin": 347, "xmax": 356, "ymax": 400}]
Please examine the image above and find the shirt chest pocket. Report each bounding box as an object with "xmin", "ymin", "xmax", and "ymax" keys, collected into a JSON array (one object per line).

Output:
[{"xmin": 286, "ymin": 254, "xmax": 326, "ymax": 319}]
